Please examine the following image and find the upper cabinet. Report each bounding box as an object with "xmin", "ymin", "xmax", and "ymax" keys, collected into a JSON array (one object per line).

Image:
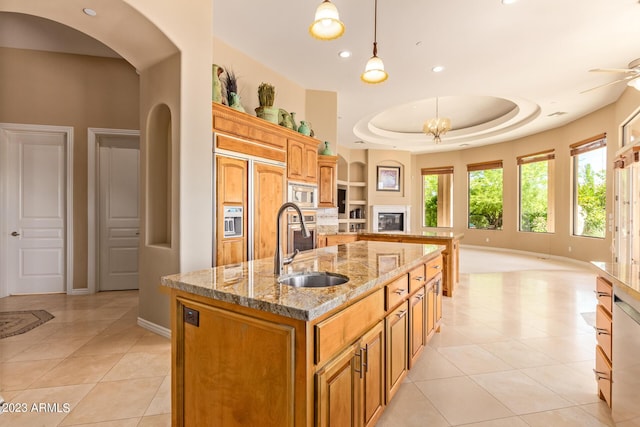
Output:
[
  {"xmin": 287, "ymin": 136, "xmax": 319, "ymax": 184},
  {"xmin": 318, "ymin": 155, "xmax": 337, "ymax": 208}
]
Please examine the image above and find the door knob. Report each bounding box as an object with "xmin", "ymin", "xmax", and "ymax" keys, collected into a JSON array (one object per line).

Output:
[{"xmin": 11, "ymin": 231, "xmax": 20, "ymax": 236}]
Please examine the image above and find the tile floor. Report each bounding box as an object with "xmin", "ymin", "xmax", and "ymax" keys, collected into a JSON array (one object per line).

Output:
[{"xmin": 0, "ymin": 247, "xmax": 625, "ymax": 426}]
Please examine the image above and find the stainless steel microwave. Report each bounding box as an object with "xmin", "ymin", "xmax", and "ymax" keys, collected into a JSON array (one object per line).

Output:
[{"xmin": 287, "ymin": 183, "xmax": 317, "ymax": 209}]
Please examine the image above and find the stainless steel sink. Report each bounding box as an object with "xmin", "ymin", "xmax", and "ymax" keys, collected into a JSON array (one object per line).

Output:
[{"xmin": 278, "ymin": 272, "xmax": 349, "ymax": 288}]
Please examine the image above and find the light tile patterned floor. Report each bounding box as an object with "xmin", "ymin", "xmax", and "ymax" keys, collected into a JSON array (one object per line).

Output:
[{"xmin": 0, "ymin": 247, "xmax": 620, "ymax": 426}]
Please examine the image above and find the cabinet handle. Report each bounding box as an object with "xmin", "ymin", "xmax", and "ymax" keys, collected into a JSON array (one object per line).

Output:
[
  {"xmin": 363, "ymin": 345, "xmax": 369, "ymax": 372},
  {"xmin": 396, "ymin": 309, "xmax": 408, "ymax": 319},
  {"xmin": 594, "ymin": 291, "xmax": 610, "ymax": 298},
  {"xmin": 415, "ymin": 293, "xmax": 425, "ymax": 301},
  {"xmin": 594, "ymin": 326, "xmax": 611, "ymax": 336},
  {"xmin": 394, "ymin": 288, "xmax": 406, "ymax": 296},
  {"xmin": 593, "ymin": 369, "xmax": 611, "ymax": 381},
  {"xmin": 431, "ymin": 265, "xmax": 441, "ymax": 270},
  {"xmin": 413, "ymin": 276, "xmax": 424, "ymax": 281},
  {"xmin": 354, "ymin": 348, "xmax": 364, "ymax": 379}
]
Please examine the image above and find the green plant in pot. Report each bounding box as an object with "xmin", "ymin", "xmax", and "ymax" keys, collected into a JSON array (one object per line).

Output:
[{"xmin": 255, "ymin": 83, "xmax": 278, "ymax": 123}]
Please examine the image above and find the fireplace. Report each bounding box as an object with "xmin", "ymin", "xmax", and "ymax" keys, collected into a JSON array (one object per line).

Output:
[{"xmin": 372, "ymin": 205, "xmax": 410, "ymax": 233}]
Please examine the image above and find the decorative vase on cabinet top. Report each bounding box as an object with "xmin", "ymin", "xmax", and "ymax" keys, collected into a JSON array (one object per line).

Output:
[
  {"xmin": 212, "ymin": 64, "xmax": 224, "ymax": 103},
  {"xmin": 298, "ymin": 121, "xmax": 311, "ymax": 136},
  {"xmin": 321, "ymin": 141, "xmax": 333, "ymax": 155}
]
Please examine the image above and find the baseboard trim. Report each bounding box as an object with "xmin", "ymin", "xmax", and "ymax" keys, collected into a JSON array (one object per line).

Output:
[
  {"xmin": 68, "ymin": 288, "xmax": 91, "ymax": 296},
  {"xmin": 460, "ymin": 244, "xmax": 594, "ymax": 269},
  {"xmin": 137, "ymin": 317, "xmax": 171, "ymax": 339}
]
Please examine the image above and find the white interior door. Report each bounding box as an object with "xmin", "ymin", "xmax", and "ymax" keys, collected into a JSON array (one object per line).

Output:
[
  {"xmin": 6, "ymin": 130, "xmax": 67, "ymax": 294},
  {"xmin": 98, "ymin": 140, "xmax": 140, "ymax": 291}
]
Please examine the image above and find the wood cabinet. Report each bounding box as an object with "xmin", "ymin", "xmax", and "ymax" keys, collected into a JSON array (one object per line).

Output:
[
  {"xmin": 316, "ymin": 321, "xmax": 385, "ymax": 427},
  {"xmin": 318, "ymin": 155, "xmax": 338, "ymax": 208},
  {"xmin": 253, "ymin": 162, "xmax": 285, "ymax": 260},
  {"xmin": 385, "ymin": 301, "xmax": 408, "ymax": 403},
  {"xmin": 215, "ymin": 156, "xmax": 247, "ymax": 266},
  {"xmin": 287, "ymin": 137, "xmax": 318, "ymax": 184},
  {"xmin": 409, "ymin": 287, "xmax": 427, "ymax": 368},
  {"xmin": 594, "ymin": 275, "xmax": 613, "ymax": 407}
]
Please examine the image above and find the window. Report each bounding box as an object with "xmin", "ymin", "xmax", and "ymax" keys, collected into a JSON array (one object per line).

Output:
[
  {"xmin": 518, "ymin": 150, "xmax": 555, "ymax": 233},
  {"xmin": 421, "ymin": 166, "xmax": 453, "ymax": 228},
  {"xmin": 468, "ymin": 161, "xmax": 503, "ymax": 230},
  {"xmin": 571, "ymin": 133, "xmax": 606, "ymax": 238}
]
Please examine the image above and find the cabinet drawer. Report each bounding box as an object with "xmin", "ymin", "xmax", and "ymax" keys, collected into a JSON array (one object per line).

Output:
[
  {"xmin": 595, "ymin": 276, "xmax": 613, "ymax": 314},
  {"xmin": 315, "ymin": 289, "xmax": 384, "ymax": 366},
  {"xmin": 595, "ymin": 345, "xmax": 612, "ymax": 407},
  {"xmin": 595, "ymin": 304, "xmax": 612, "ymax": 361},
  {"xmin": 385, "ymin": 275, "xmax": 409, "ymax": 311},
  {"xmin": 408, "ymin": 264, "xmax": 426, "ymax": 294},
  {"xmin": 425, "ymin": 256, "xmax": 443, "ymax": 281}
]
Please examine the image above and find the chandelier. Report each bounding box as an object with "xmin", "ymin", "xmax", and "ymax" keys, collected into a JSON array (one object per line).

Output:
[
  {"xmin": 361, "ymin": 0, "xmax": 388, "ymax": 84},
  {"xmin": 309, "ymin": 1, "xmax": 345, "ymax": 41},
  {"xmin": 423, "ymin": 98, "xmax": 451, "ymax": 143}
]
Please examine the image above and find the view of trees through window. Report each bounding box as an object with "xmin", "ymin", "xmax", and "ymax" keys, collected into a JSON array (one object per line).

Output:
[
  {"xmin": 519, "ymin": 153, "xmax": 554, "ymax": 233},
  {"xmin": 574, "ymin": 146, "xmax": 606, "ymax": 238},
  {"xmin": 468, "ymin": 165, "xmax": 503, "ymax": 230},
  {"xmin": 422, "ymin": 169, "xmax": 453, "ymax": 228}
]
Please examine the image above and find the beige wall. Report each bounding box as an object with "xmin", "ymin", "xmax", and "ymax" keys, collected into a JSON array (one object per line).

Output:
[
  {"xmin": 0, "ymin": 47, "xmax": 140, "ymax": 289},
  {"xmin": 411, "ymin": 88, "xmax": 640, "ymax": 263},
  {"xmin": 306, "ymin": 89, "xmax": 338, "ymax": 147},
  {"xmin": 367, "ymin": 149, "xmax": 413, "ymax": 210}
]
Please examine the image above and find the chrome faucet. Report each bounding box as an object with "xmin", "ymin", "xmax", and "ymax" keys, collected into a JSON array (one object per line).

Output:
[{"xmin": 274, "ymin": 202, "xmax": 310, "ymax": 275}]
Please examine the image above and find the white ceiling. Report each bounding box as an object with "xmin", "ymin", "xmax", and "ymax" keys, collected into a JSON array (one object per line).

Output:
[
  {"xmin": 3, "ymin": 1, "xmax": 640, "ymax": 154},
  {"xmin": 212, "ymin": 0, "xmax": 640, "ymax": 153}
]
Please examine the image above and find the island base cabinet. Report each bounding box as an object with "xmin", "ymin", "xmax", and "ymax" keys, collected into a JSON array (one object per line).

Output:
[
  {"xmin": 409, "ymin": 287, "xmax": 427, "ymax": 368},
  {"xmin": 316, "ymin": 321, "xmax": 385, "ymax": 427},
  {"xmin": 174, "ymin": 296, "xmax": 297, "ymax": 427}
]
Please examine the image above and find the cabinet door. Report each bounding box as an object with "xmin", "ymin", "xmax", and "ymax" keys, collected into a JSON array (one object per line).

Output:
[
  {"xmin": 434, "ymin": 274, "xmax": 443, "ymax": 327},
  {"xmin": 287, "ymin": 140, "xmax": 305, "ymax": 181},
  {"xmin": 254, "ymin": 162, "xmax": 285, "ymax": 259},
  {"xmin": 360, "ymin": 321, "xmax": 385, "ymax": 427},
  {"xmin": 316, "ymin": 343, "xmax": 360, "ymax": 427},
  {"xmin": 385, "ymin": 301, "xmax": 409, "ymax": 403},
  {"xmin": 318, "ymin": 156, "xmax": 337, "ymax": 207},
  {"xmin": 215, "ymin": 156, "xmax": 247, "ymax": 266},
  {"xmin": 305, "ymin": 143, "xmax": 318, "ymax": 181},
  {"xmin": 426, "ymin": 281, "xmax": 435, "ymax": 338},
  {"xmin": 409, "ymin": 287, "xmax": 426, "ymax": 368}
]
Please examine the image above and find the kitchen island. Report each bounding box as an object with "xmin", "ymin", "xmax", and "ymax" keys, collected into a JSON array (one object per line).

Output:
[
  {"xmin": 356, "ymin": 231, "xmax": 462, "ymax": 297},
  {"xmin": 162, "ymin": 240, "xmax": 444, "ymax": 427}
]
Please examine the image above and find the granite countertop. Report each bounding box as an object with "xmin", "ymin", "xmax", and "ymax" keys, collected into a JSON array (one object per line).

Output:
[
  {"xmin": 161, "ymin": 241, "xmax": 443, "ymax": 321},
  {"xmin": 591, "ymin": 261, "xmax": 640, "ymax": 302},
  {"xmin": 358, "ymin": 231, "xmax": 464, "ymax": 240}
]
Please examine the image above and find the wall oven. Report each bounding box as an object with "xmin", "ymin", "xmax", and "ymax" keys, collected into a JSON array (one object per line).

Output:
[
  {"xmin": 287, "ymin": 211, "xmax": 316, "ymax": 253},
  {"xmin": 288, "ymin": 183, "xmax": 318, "ymax": 209}
]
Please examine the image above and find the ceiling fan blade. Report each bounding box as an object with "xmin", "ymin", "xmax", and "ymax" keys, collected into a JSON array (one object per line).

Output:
[
  {"xmin": 589, "ymin": 68, "xmax": 636, "ymax": 73},
  {"xmin": 580, "ymin": 75, "xmax": 637, "ymax": 94}
]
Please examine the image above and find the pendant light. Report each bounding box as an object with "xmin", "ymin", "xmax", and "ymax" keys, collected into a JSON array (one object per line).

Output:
[
  {"xmin": 361, "ymin": 0, "xmax": 388, "ymax": 84},
  {"xmin": 309, "ymin": 1, "xmax": 345, "ymax": 41},
  {"xmin": 423, "ymin": 98, "xmax": 452, "ymax": 144}
]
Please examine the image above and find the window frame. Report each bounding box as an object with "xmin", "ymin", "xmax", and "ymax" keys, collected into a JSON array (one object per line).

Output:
[
  {"xmin": 421, "ymin": 166, "xmax": 454, "ymax": 228},
  {"xmin": 467, "ymin": 160, "xmax": 504, "ymax": 231},
  {"xmin": 517, "ymin": 149, "xmax": 555, "ymax": 234},
  {"xmin": 570, "ymin": 133, "xmax": 607, "ymax": 238}
]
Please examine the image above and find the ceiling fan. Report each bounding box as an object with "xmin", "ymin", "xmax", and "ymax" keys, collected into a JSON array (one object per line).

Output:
[{"xmin": 581, "ymin": 58, "xmax": 640, "ymax": 93}]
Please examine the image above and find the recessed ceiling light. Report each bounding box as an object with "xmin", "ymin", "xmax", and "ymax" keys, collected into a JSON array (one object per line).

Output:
[
  {"xmin": 432, "ymin": 65, "xmax": 445, "ymax": 73},
  {"xmin": 338, "ymin": 50, "xmax": 351, "ymax": 59},
  {"xmin": 83, "ymin": 8, "xmax": 97, "ymax": 16}
]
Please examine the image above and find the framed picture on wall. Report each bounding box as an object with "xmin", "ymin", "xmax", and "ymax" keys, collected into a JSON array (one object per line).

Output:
[{"xmin": 377, "ymin": 166, "xmax": 401, "ymax": 191}]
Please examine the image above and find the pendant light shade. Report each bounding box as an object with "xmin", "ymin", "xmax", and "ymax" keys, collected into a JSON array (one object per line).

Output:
[
  {"xmin": 309, "ymin": 0, "xmax": 345, "ymax": 41},
  {"xmin": 361, "ymin": 0, "xmax": 388, "ymax": 84}
]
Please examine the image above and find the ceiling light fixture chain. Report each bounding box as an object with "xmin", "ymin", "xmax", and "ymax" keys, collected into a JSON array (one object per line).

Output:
[
  {"xmin": 423, "ymin": 97, "xmax": 452, "ymax": 144},
  {"xmin": 361, "ymin": 0, "xmax": 388, "ymax": 84}
]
